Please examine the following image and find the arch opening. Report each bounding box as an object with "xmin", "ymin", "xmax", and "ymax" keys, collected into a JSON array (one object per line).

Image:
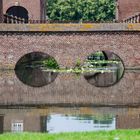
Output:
[
  {"xmin": 6, "ymin": 6, "xmax": 29, "ymax": 23},
  {"xmin": 15, "ymin": 52, "xmax": 59, "ymax": 87},
  {"xmin": 83, "ymin": 51, "xmax": 125, "ymax": 87}
]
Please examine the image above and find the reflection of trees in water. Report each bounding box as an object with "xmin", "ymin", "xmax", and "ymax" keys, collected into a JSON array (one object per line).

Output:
[
  {"xmin": 75, "ymin": 114, "xmax": 114, "ymax": 124},
  {"xmin": 48, "ymin": 114, "xmax": 114, "ymax": 124},
  {"xmin": 84, "ymin": 51, "xmax": 124, "ymax": 87}
]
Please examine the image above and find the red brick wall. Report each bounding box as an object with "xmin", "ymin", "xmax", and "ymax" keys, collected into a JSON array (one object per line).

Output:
[
  {"xmin": 0, "ymin": 32, "xmax": 139, "ymax": 106},
  {"xmin": 116, "ymin": 114, "xmax": 140, "ymax": 129},
  {"xmin": 118, "ymin": 0, "xmax": 140, "ymax": 21},
  {"xmin": 0, "ymin": 0, "xmax": 3, "ymax": 22},
  {"xmin": 0, "ymin": 70, "xmax": 139, "ymax": 106},
  {"xmin": 4, "ymin": 113, "xmax": 41, "ymax": 132},
  {"xmin": 40, "ymin": 0, "xmax": 46, "ymax": 20},
  {"xmin": 0, "ymin": 32, "xmax": 139, "ymax": 68},
  {"xmin": 3, "ymin": 0, "xmax": 46, "ymax": 20}
]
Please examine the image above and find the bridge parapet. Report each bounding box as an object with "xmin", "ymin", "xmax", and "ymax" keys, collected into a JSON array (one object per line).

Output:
[{"xmin": 0, "ymin": 23, "xmax": 140, "ymax": 32}]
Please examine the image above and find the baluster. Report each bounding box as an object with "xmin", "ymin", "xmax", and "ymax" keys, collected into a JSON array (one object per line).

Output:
[
  {"xmin": 135, "ymin": 15, "xmax": 137, "ymax": 23},
  {"xmin": 4, "ymin": 15, "xmax": 6, "ymax": 23},
  {"xmin": 129, "ymin": 18, "xmax": 130, "ymax": 23},
  {"xmin": 137, "ymin": 14, "xmax": 139, "ymax": 23},
  {"xmin": 138, "ymin": 14, "xmax": 140, "ymax": 23},
  {"xmin": 127, "ymin": 18, "xmax": 129, "ymax": 23},
  {"xmin": 17, "ymin": 17, "xmax": 19, "ymax": 24},
  {"xmin": 133, "ymin": 16, "xmax": 135, "ymax": 23},
  {"xmin": 131, "ymin": 17, "xmax": 133, "ymax": 23},
  {"xmin": 7, "ymin": 15, "xmax": 11, "ymax": 23},
  {"xmin": 20, "ymin": 18, "xmax": 22, "ymax": 24},
  {"xmin": 135, "ymin": 15, "xmax": 138, "ymax": 23},
  {"xmin": 19, "ymin": 18, "xmax": 21, "ymax": 23},
  {"xmin": 130, "ymin": 18, "xmax": 132, "ymax": 23},
  {"xmin": 21, "ymin": 18, "xmax": 23, "ymax": 24},
  {"xmin": 137, "ymin": 15, "xmax": 139, "ymax": 23},
  {"xmin": 14, "ymin": 16, "xmax": 16, "ymax": 23},
  {"xmin": 128, "ymin": 18, "xmax": 130, "ymax": 23},
  {"xmin": 134, "ymin": 16, "xmax": 136, "ymax": 23},
  {"xmin": 18, "ymin": 17, "xmax": 20, "ymax": 24},
  {"xmin": 19, "ymin": 17, "xmax": 21, "ymax": 24},
  {"xmin": 23, "ymin": 18, "xmax": 25, "ymax": 23},
  {"xmin": 11, "ymin": 15, "xmax": 14, "ymax": 24},
  {"xmin": 5, "ymin": 15, "xmax": 8, "ymax": 23}
]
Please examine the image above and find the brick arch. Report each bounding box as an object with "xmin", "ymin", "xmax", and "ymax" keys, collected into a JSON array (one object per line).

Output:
[
  {"xmin": 3, "ymin": 0, "xmax": 43, "ymax": 20},
  {"xmin": 6, "ymin": 6, "xmax": 29, "ymax": 22},
  {"xmin": 4, "ymin": 4, "xmax": 32, "ymax": 19}
]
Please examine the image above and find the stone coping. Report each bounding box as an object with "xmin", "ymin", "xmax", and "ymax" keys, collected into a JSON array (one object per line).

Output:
[{"xmin": 0, "ymin": 23, "xmax": 140, "ymax": 32}]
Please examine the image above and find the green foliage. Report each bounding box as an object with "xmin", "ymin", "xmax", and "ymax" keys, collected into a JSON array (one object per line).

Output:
[
  {"xmin": 75, "ymin": 59, "xmax": 81, "ymax": 68},
  {"xmin": 42, "ymin": 58, "xmax": 59, "ymax": 69},
  {"xmin": 23, "ymin": 58, "xmax": 59, "ymax": 69},
  {"xmin": 46, "ymin": 0, "xmax": 115, "ymax": 22}
]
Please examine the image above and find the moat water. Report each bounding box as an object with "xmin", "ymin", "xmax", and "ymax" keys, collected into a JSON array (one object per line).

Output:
[
  {"xmin": 0, "ymin": 106, "xmax": 140, "ymax": 133},
  {"xmin": 0, "ymin": 69, "xmax": 139, "ymax": 133}
]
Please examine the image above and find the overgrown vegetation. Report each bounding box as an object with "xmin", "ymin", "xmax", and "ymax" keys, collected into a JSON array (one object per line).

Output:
[
  {"xmin": 1, "ymin": 130, "xmax": 140, "ymax": 140},
  {"xmin": 46, "ymin": 0, "xmax": 116, "ymax": 22},
  {"xmin": 30, "ymin": 58, "xmax": 59, "ymax": 69}
]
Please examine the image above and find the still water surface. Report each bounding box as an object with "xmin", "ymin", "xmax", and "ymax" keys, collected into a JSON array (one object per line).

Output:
[
  {"xmin": 0, "ymin": 69, "xmax": 139, "ymax": 133},
  {"xmin": 47, "ymin": 114, "xmax": 116, "ymax": 133},
  {"xmin": 0, "ymin": 106, "xmax": 140, "ymax": 133}
]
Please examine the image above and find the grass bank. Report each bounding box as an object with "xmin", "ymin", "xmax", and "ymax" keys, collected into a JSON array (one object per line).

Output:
[{"xmin": 0, "ymin": 130, "xmax": 140, "ymax": 140}]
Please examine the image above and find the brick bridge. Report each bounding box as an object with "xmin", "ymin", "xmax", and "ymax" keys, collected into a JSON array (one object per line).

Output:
[
  {"xmin": 0, "ymin": 23, "xmax": 139, "ymax": 106},
  {"xmin": 0, "ymin": 23, "xmax": 140, "ymax": 69}
]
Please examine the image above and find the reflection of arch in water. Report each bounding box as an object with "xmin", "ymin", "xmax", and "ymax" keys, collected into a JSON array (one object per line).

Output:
[
  {"xmin": 6, "ymin": 6, "xmax": 29, "ymax": 23},
  {"xmin": 15, "ymin": 52, "xmax": 59, "ymax": 87},
  {"xmin": 84, "ymin": 51, "xmax": 125, "ymax": 87}
]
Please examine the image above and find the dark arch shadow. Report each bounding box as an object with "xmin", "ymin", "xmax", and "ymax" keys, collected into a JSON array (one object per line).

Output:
[
  {"xmin": 84, "ymin": 51, "xmax": 125, "ymax": 87},
  {"xmin": 15, "ymin": 52, "xmax": 59, "ymax": 87},
  {"xmin": 6, "ymin": 6, "xmax": 29, "ymax": 23}
]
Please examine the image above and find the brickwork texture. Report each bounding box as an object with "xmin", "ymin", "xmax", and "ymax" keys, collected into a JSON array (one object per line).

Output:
[
  {"xmin": 118, "ymin": 0, "xmax": 140, "ymax": 21},
  {"xmin": 3, "ymin": 0, "xmax": 46, "ymax": 20},
  {"xmin": 0, "ymin": 32, "xmax": 139, "ymax": 69}
]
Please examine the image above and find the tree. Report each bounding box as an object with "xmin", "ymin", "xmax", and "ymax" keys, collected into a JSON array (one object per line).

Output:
[{"xmin": 46, "ymin": 0, "xmax": 115, "ymax": 22}]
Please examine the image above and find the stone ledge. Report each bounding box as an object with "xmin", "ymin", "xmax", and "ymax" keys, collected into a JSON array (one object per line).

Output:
[{"xmin": 0, "ymin": 23, "xmax": 140, "ymax": 32}]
